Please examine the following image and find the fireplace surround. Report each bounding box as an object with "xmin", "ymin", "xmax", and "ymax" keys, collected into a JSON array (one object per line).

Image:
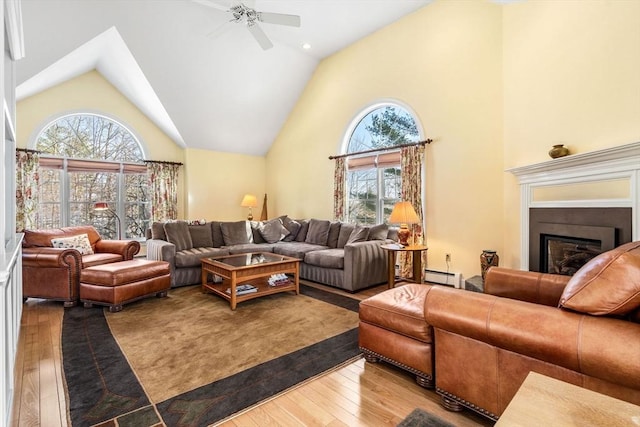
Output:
[{"xmin": 508, "ymin": 142, "xmax": 640, "ymax": 271}]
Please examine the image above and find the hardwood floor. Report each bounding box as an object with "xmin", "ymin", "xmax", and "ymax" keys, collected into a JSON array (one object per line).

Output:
[{"xmin": 10, "ymin": 282, "xmax": 493, "ymax": 427}]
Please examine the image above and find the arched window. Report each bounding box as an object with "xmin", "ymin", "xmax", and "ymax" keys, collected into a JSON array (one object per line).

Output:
[
  {"xmin": 35, "ymin": 113, "xmax": 150, "ymax": 240},
  {"xmin": 345, "ymin": 103, "xmax": 420, "ymax": 224}
]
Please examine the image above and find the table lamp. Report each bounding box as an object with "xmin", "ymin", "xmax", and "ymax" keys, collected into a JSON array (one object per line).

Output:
[
  {"xmin": 94, "ymin": 202, "xmax": 122, "ymax": 239},
  {"xmin": 389, "ymin": 201, "xmax": 420, "ymax": 246},
  {"xmin": 240, "ymin": 194, "xmax": 258, "ymax": 220}
]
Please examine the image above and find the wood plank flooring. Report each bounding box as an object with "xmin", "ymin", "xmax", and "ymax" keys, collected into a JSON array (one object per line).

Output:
[{"xmin": 10, "ymin": 282, "xmax": 493, "ymax": 427}]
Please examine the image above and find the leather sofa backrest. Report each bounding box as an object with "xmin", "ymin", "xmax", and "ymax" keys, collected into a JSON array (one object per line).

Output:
[{"xmin": 23, "ymin": 225, "xmax": 101, "ymax": 248}]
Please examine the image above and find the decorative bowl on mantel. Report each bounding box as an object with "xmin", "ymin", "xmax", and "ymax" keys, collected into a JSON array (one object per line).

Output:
[{"xmin": 549, "ymin": 144, "xmax": 570, "ymax": 159}]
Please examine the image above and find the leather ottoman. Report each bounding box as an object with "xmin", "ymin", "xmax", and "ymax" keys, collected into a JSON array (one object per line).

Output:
[
  {"xmin": 359, "ymin": 283, "xmax": 434, "ymax": 387},
  {"xmin": 80, "ymin": 259, "xmax": 171, "ymax": 312}
]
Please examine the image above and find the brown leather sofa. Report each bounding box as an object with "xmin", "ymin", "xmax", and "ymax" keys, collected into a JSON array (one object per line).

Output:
[
  {"xmin": 22, "ymin": 225, "xmax": 141, "ymax": 307},
  {"xmin": 360, "ymin": 240, "xmax": 640, "ymax": 421}
]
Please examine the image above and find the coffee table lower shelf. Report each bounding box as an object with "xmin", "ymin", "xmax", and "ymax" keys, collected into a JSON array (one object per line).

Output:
[{"xmin": 202, "ymin": 279, "xmax": 298, "ymax": 309}]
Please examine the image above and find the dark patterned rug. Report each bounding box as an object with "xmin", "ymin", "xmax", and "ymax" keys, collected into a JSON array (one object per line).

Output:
[
  {"xmin": 61, "ymin": 284, "xmax": 361, "ymax": 427},
  {"xmin": 397, "ymin": 408, "xmax": 456, "ymax": 427}
]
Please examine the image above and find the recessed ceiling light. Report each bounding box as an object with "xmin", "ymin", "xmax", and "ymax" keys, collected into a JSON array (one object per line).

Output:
[{"xmin": 302, "ymin": 43, "xmax": 311, "ymax": 50}]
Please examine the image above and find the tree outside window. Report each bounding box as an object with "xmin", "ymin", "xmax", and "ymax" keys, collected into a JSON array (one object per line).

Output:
[
  {"xmin": 346, "ymin": 105, "xmax": 420, "ymax": 224},
  {"xmin": 35, "ymin": 114, "xmax": 150, "ymax": 240}
]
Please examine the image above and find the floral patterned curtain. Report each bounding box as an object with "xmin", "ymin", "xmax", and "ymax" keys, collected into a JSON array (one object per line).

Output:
[
  {"xmin": 146, "ymin": 161, "xmax": 181, "ymax": 221},
  {"xmin": 16, "ymin": 149, "xmax": 40, "ymax": 231},
  {"xmin": 399, "ymin": 144, "xmax": 426, "ymax": 279},
  {"xmin": 333, "ymin": 157, "xmax": 346, "ymax": 221}
]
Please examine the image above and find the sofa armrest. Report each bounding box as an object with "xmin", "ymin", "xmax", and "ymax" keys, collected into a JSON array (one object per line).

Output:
[
  {"xmin": 146, "ymin": 239, "xmax": 176, "ymax": 283},
  {"xmin": 94, "ymin": 239, "xmax": 141, "ymax": 260},
  {"xmin": 424, "ymin": 285, "xmax": 640, "ymax": 390},
  {"xmin": 343, "ymin": 240, "xmax": 388, "ymax": 291},
  {"xmin": 22, "ymin": 247, "xmax": 83, "ymax": 269},
  {"xmin": 484, "ymin": 267, "xmax": 569, "ymax": 306}
]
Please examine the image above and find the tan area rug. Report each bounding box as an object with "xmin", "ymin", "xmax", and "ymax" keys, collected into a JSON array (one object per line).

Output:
[{"xmin": 105, "ymin": 285, "xmax": 359, "ymax": 403}]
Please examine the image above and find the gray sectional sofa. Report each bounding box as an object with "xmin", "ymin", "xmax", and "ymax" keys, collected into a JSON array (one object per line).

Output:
[{"xmin": 145, "ymin": 217, "xmax": 397, "ymax": 292}]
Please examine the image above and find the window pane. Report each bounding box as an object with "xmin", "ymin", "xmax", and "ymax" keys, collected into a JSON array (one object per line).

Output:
[
  {"xmin": 37, "ymin": 169, "xmax": 61, "ymax": 229},
  {"xmin": 69, "ymin": 171, "xmax": 118, "ymax": 237},
  {"xmin": 37, "ymin": 115, "xmax": 144, "ymax": 162},
  {"xmin": 125, "ymin": 173, "xmax": 150, "ymax": 239}
]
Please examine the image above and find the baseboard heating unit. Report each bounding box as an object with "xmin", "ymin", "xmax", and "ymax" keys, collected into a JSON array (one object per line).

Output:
[{"xmin": 424, "ymin": 269, "xmax": 462, "ymax": 289}]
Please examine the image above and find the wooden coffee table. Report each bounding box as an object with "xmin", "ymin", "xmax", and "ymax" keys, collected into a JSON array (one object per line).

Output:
[{"xmin": 201, "ymin": 252, "xmax": 300, "ymax": 310}]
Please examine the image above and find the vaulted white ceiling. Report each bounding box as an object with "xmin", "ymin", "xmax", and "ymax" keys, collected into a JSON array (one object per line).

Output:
[{"xmin": 16, "ymin": 0, "xmax": 431, "ymax": 156}]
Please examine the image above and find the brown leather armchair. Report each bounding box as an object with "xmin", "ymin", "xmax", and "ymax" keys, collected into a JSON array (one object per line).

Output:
[
  {"xmin": 424, "ymin": 241, "xmax": 640, "ymax": 420},
  {"xmin": 22, "ymin": 225, "xmax": 140, "ymax": 307}
]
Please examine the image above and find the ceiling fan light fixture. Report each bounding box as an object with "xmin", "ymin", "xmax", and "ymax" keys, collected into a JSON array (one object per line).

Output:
[{"xmin": 194, "ymin": 0, "xmax": 300, "ymax": 50}]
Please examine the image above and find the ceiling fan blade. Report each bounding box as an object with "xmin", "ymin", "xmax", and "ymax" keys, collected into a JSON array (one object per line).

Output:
[
  {"xmin": 247, "ymin": 22, "xmax": 273, "ymax": 50},
  {"xmin": 257, "ymin": 11, "xmax": 300, "ymax": 27}
]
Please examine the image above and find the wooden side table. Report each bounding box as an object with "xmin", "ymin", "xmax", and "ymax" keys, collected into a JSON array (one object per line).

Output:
[
  {"xmin": 496, "ymin": 372, "xmax": 640, "ymax": 426},
  {"xmin": 380, "ymin": 244, "xmax": 428, "ymax": 289}
]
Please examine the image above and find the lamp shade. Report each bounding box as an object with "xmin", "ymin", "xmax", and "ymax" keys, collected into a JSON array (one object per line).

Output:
[
  {"xmin": 240, "ymin": 194, "xmax": 258, "ymax": 207},
  {"xmin": 388, "ymin": 201, "xmax": 420, "ymax": 225},
  {"xmin": 94, "ymin": 202, "xmax": 109, "ymax": 211}
]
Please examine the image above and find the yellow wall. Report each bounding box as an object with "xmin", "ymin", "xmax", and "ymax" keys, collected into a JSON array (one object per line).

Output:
[
  {"xmin": 16, "ymin": 71, "xmax": 268, "ymax": 222},
  {"xmin": 502, "ymin": 0, "xmax": 640, "ymax": 268},
  {"xmin": 184, "ymin": 148, "xmax": 267, "ymax": 221},
  {"xmin": 16, "ymin": 0, "xmax": 640, "ymax": 281},
  {"xmin": 267, "ymin": 0, "xmax": 505, "ymax": 277},
  {"xmin": 16, "ymin": 70, "xmax": 187, "ymax": 217}
]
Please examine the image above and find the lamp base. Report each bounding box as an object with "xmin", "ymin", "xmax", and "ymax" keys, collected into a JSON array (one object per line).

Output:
[
  {"xmin": 397, "ymin": 225, "xmax": 411, "ymax": 246},
  {"xmin": 247, "ymin": 213, "xmax": 253, "ymax": 221}
]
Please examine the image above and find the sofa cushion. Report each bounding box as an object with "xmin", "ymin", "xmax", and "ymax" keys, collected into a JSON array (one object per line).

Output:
[
  {"xmin": 257, "ymin": 218, "xmax": 290, "ymax": 243},
  {"xmin": 347, "ymin": 225, "xmax": 370, "ymax": 244},
  {"xmin": 175, "ymin": 247, "xmax": 229, "ymax": 268},
  {"xmin": 51, "ymin": 233, "xmax": 95, "ymax": 255},
  {"xmin": 24, "ymin": 226, "xmax": 101, "ymax": 248},
  {"xmin": 250, "ymin": 221, "xmax": 267, "ymax": 244},
  {"xmin": 151, "ymin": 222, "xmax": 166, "ymax": 240},
  {"xmin": 82, "ymin": 252, "xmax": 124, "ymax": 267},
  {"xmin": 559, "ymin": 241, "xmax": 640, "ymax": 316},
  {"xmin": 281, "ymin": 216, "xmax": 301, "ymax": 242},
  {"xmin": 210, "ymin": 222, "xmax": 225, "ymax": 248},
  {"xmin": 360, "ymin": 284, "xmax": 432, "ymax": 343},
  {"xmin": 294, "ymin": 220, "xmax": 310, "ymax": 242},
  {"xmin": 220, "ymin": 221, "xmax": 253, "ymax": 246},
  {"xmin": 337, "ymin": 224, "xmax": 355, "ymax": 248},
  {"xmin": 305, "ymin": 219, "xmax": 331, "ymax": 246},
  {"xmin": 228, "ymin": 243, "xmax": 276, "ymax": 255},
  {"xmin": 273, "ymin": 242, "xmax": 328, "ymax": 259},
  {"xmin": 327, "ymin": 222, "xmax": 342, "ymax": 248},
  {"xmin": 189, "ymin": 224, "xmax": 213, "ymax": 248},
  {"xmin": 368, "ymin": 223, "xmax": 389, "ymax": 241},
  {"xmin": 304, "ymin": 249, "xmax": 345, "ymax": 270},
  {"xmin": 164, "ymin": 221, "xmax": 193, "ymax": 252}
]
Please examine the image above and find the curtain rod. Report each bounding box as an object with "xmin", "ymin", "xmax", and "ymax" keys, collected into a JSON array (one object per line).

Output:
[
  {"xmin": 16, "ymin": 148, "xmax": 41, "ymax": 154},
  {"xmin": 144, "ymin": 160, "xmax": 184, "ymax": 166},
  {"xmin": 328, "ymin": 139, "xmax": 432, "ymax": 160}
]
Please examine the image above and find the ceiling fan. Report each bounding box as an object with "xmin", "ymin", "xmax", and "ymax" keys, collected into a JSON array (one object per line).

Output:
[{"xmin": 192, "ymin": 0, "xmax": 301, "ymax": 50}]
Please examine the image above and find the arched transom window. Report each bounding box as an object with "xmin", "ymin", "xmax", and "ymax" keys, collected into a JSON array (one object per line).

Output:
[{"xmin": 345, "ymin": 103, "xmax": 420, "ymax": 224}]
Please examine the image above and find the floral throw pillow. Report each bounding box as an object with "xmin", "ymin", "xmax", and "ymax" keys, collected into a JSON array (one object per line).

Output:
[{"xmin": 51, "ymin": 233, "xmax": 94, "ymax": 255}]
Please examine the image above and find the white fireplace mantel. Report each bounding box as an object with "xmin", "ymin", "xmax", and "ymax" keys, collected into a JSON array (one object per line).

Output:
[{"xmin": 507, "ymin": 141, "xmax": 640, "ymax": 270}]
